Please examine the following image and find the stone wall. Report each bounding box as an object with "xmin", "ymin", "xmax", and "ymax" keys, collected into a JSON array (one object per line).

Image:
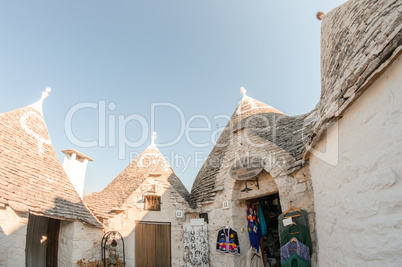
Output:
[
  {"xmin": 103, "ymin": 175, "xmax": 190, "ymax": 267},
  {"xmin": 0, "ymin": 206, "xmax": 27, "ymax": 267},
  {"xmin": 0, "ymin": 206, "xmax": 103, "ymax": 267},
  {"xmin": 58, "ymin": 221, "xmax": 104, "ymax": 266},
  {"xmin": 310, "ymin": 56, "xmax": 402, "ymax": 265},
  {"xmin": 194, "ymin": 129, "xmax": 316, "ymax": 266}
]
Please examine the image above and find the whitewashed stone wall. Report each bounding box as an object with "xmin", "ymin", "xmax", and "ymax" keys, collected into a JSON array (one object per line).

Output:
[
  {"xmin": 0, "ymin": 206, "xmax": 27, "ymax": 267},
  {"xmin": 58, "ymin": 221, "xmax": 104, "ymax": 266},
  {"xmin": 103, "ymin": 176, "xmax": 190, "ymax": 267},
  {"xmin": 195, "ymin": 130, "xmax": 316, "ymax": 266},
  {"xmin": 310, "ymin": 56, "xmax": 402, "ymax": 266},
  {"xmin": 0, "ymin": 205, "xmax": 103, "ymax": 267}
]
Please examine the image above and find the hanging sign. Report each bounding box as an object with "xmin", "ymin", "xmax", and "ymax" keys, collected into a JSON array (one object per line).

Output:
[{"xmin": 230, "ymin": 156, "xmax": 263, "ymax": 181}]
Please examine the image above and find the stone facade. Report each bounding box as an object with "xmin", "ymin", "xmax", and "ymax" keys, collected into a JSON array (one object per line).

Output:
[
  {"xmin": 58, "ymin": 221, "xmax": 104, "ymax": 266},
  {"xmin": 310, "ymin": 55, "xmax": 402, "ymax": 266},
  {"xmin": 102, "ymin": 175, "xmax": 190, "ymax": 267},
  {"xmin": 190, "ymin": 127, "xmax": 316, "ymax": 266},
  {"xmin": 187, "ymin": 1, "xmax": 402, "ymax": 266},
  {"xmin": 84, "ymin": 144, "xmax": 191, "ymax": 267},
  {"xmin": 0, "ymin": 205, "xmax": 103, "ymax": 267},
  {"xmin": 0, "ymin": 206, "xmax": 27, "ymax": 267}
]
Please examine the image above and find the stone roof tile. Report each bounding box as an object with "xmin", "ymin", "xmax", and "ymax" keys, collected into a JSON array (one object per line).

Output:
[
  {"xmin": 0, "ymin": 106, "xmax": 102, "ymax": 227},
  {"xmin": 189, "ymin": 96, "xmax": 299, "ymax": 208},
  {"xmin": 305, "ymin": 0, "xmax": 402, "ymax": 156},
  {"xmin": 84, "ymin": 146, "xmax": 190, "ymax": 218}
]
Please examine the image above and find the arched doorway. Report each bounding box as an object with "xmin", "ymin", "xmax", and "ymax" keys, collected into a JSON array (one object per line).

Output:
[
  {"xmin": 246, "ymin": 193, "xmax": 282, "ymax": 267},
  {"xmin": 231, "ymin": 171, "xmax": 283, "ymax": 267}
]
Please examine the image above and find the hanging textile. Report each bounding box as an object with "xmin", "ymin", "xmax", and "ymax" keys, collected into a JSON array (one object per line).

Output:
[
  {"xmin": 281, "ymin": 254, "xmax": 310, "ymax": 267},
  {"xmin": 183, "ymin": 221, "xmax": 209, "ymax": 267},
  {"xmin": 280, "ymin": 237, "xmax": 311, "ymax": 263},
  {"xmin": 245, "ymin": 246, "xmax": 264, "ymax": 267},
  {"xmin": 278, "ymin": 209, "xmax": 309, "ymax": 235},
  {"xmin": 280, "ymin": 224, "xmax": 312, "ymax": 256},
  {"xmin": 247, "ymin": 203, "xmax": 262, "ymax": 252},
  {"xmin": 216, "ymin": 227, "xmax": 240, "ymax": 255},
  {"xmin": 258, "ymin": 203, "xmax": 267, "ymax": 237}
]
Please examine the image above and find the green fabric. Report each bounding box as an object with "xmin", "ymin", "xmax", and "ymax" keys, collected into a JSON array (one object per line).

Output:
[
  {"xmin": 278, "ymin": 210, "xmax": 309, "ymax": 235},
  {"xmin": 281, "ymin": 254, "xmax": 310, "ymax": 267},
  {"xmin": 280, "ymin": 224, "xmax": 312, "ymax": 256}
]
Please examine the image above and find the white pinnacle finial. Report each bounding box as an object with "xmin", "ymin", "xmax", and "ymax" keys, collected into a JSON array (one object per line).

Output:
[
  {"xmin": 151, "ymin": 132, "xmax": 157, "ymax": 147},
  {"xmin": 240, "ymin": 87, "xmax": 247, "ymax": 99},
  {"xmin": 29, "ymin": 87, "xmax": 52, "ymax": 115},
  {"xmin": 42, "ymin": 87, "xmax": 51, "ymax": 100}
]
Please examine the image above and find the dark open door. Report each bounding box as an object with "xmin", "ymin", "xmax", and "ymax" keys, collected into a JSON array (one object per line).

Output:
[
  {"xmin": 46, "ymin": 218, "xmax": 60, "ymax": 267},
  {"xmin": 135, "ymin": 221, "xmax": 171, "ymax": 267},
  {"xmin": 26, "ymin": 214, "xmax": 60, "ymax": 267}
]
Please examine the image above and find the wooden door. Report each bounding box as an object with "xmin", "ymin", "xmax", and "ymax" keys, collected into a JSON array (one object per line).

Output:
[{"xmin": 135, "ymin": 221, "xmax": 171, "ymax": 267}]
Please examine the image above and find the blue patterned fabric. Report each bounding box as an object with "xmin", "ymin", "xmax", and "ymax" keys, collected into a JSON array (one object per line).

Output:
[
  {"xmin": 280, "ymin": 237, "xmax": 310, "ymax": 263},
  {"xmin": 247, "ymin": 203, "xmax": 262, "ymax": 252}
]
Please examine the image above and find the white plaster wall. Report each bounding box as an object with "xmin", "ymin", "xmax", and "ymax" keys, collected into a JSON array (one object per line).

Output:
[
  {"xmin": 310, "ymin": 56, "xmax": 402, "ymax": 266},
  {"xmin": 104, "ymin": 175, "xmax": 190, "ymax": 267},
  {"xmin": 0, "ymin": 207, "xmax": 27, "ymax": 267},
  {"xmin": 58, "ymin": 221, "xmax": 104, "ymax": 267},
  {"xmin": 0, "ymin": 207, "xmax": 102, "ymax": 267},
  {"xmin": 58, "ymin": 221, "xmax": 74, "ymax": 267}
]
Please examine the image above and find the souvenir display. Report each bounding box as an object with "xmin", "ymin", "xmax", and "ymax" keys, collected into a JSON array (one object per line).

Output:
[
  {"xmin": 216, "ymin": 227, "xmax": 240, "ymax": 255},
  {"xmin": 245, "ymin": 195, "xmax": 282, "ymax": 267},
  {"xmin": 247, "ymin": 203, "xmax": 262, "ymax": 252},
  {"xmin": 278, "ymin": 207, "xmax": 312, "ymax": 266},
  {"xmin": 183, "ymin": 223, "xmax": 209, "ymax": 267},
  {"xmin": 245, "ymin": 246, "xmax": 264, "ymax": 267}
]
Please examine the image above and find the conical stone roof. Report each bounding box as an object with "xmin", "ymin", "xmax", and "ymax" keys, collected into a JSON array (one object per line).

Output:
[
  {"xmin": 84, "ymin": 144, "xmax": 190, "ymax": 218},
  {"xmin": 0, "ymin": 91, "xmax": 101, "ymax": 226},
  {"xmin": 230, "ymin": 94, "xmax": 286, "ymax": 126},
  {"xmin": 189, "ymin": 91, "xmax": 289, "ymax": 208}
]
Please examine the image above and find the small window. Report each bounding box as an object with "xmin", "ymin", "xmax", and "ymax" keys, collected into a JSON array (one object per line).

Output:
[
  {"xmin": 145, "ymin": 195, "xmax": 161, "ymax": 211},
  {"xmin": 199, "ymin": 213, "xmax": 209, "ymax": 224}
]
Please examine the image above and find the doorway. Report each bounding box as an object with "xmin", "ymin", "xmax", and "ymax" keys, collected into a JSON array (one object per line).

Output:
[
  {"xmin": 135, "ymin": 221, "xmax": 171, "ymax": 267},
  {"xmin": 249, "ymin": 193, "xmax": 282, "ymax": 267},
  {"xmin": 25, "ymin": 214, "xmax": 60, "ymax": 267}
]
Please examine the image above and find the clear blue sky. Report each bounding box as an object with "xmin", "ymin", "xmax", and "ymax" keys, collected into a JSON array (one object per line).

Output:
[{"xmin": 0, "ymin": 0, "xmax": 347, "ymax": 194}]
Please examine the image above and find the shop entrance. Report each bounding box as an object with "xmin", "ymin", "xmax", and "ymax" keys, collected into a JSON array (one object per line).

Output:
[{"xmin": 248, "ymin": 193, "xmax": 282, "ymax": 267}]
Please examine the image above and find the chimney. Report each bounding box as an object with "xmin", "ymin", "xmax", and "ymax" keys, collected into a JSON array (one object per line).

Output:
[{"xmin": 62, "ymin": 149, "xmax": 94, "ymax": 199}]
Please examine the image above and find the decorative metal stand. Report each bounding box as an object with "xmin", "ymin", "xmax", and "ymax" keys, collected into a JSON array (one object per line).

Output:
[{"xmin": 101, "ymin": 231, "xmax": 125, "ymax": 266}]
